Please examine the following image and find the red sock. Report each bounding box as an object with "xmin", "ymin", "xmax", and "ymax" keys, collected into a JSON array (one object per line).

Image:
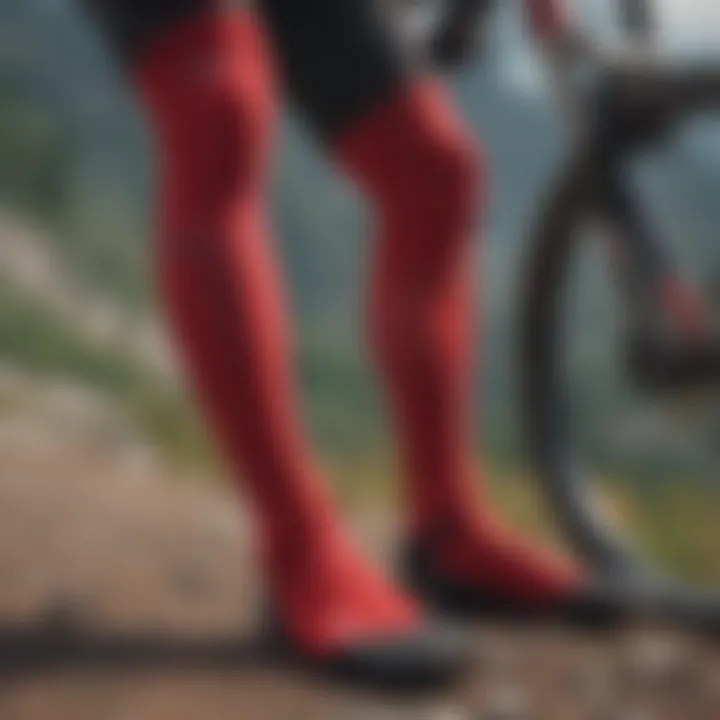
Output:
[
  {"xmin": 336, "ymin": 80, "xmax": 580, "ymax": 603},
  {"xmin": 133, "ymin": 8, "xmax": 417, "ymax": 654}
]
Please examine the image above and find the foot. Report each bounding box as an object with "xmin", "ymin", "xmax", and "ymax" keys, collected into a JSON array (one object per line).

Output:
[
  {"xmin": 262, "ymin": 528, "xmax": 474, "ymax": 690},
  {"xmin": 402, "ymin": 514, "xmax": 630, "ymax": 629}
]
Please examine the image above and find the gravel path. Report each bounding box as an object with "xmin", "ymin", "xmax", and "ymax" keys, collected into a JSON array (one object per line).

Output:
[{"xmin": 0, "ymin": 432, "xmax": 718, "ymax": 719}]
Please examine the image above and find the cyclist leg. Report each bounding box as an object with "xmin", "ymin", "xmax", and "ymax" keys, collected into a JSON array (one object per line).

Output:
[
  {"xmin": 81, "ymin": 0, "xmax": 469, "ymax": 682},
  {"xmin": 261, "ymin": 0, "xmax": 587, "ymax": 613}
]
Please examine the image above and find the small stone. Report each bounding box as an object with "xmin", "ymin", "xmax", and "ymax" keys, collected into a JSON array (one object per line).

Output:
[
  {"xmin": 595, "ymin": 709, "xmax": 652, "ymax": 720},
  {"xmin": 339, "ymin": 702, "xmax": 466, "ymax": 720},
  {"xmin": 563, "ymin": 662, "xmax": 611, "ymax": 701},
  {"xmin": 479, "ymin": 686, "xmax": 528, "ymax": 720},
  {"xmin": 624, "ymin": 635, "xmax": 696, "ymax": 693},
  {"xmin": 170, "ymin": 563, "xmax": 216, "ymax": 601},
  {"xmin": 40, "ymin": 593, "xmax": 91, "ymax": 634}
]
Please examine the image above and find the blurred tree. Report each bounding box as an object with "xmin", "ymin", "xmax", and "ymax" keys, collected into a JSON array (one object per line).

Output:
[{"xmin": 0, "ymin": 69, "xmax": 73, "ymax": 221}]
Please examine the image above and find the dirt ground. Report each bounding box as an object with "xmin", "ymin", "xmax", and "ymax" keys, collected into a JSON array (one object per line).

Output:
[{"xmin": 0, "ymin": 421, "xmax": 719, "ymax": 720}]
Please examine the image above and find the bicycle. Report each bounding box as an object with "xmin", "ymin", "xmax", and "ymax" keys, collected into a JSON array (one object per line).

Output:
[{"xmin": 520, "ymin": 0, "xmax": 720, "ymax": 623}]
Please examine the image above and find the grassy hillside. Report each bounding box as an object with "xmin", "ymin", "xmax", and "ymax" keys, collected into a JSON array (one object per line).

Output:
[{"xmin": 0, "ymin": 275, "xmax": 208, "ymax": 462}]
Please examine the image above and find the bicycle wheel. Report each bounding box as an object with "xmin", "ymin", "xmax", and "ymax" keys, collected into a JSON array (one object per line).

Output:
[{"xmin": 521, "ymin": 64, "xmax": 720, "ymax": 603}]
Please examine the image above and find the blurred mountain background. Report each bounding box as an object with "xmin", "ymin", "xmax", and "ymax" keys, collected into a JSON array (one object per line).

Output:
[{"xmin": 0, "ymin": 0, "xmax": 718, "ymax": 472}]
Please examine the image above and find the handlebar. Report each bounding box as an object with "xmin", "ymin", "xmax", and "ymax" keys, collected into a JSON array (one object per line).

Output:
[{"xmin": 538, "ymin": 0, "xmax": 659, "ymax": 137}]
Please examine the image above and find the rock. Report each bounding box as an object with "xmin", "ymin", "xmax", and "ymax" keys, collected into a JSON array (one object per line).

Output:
[
  {"xmin": 623, "ymin": 635, "xmax": 697, "ymax": 693},
  {"xmin": 478, "ymin": 686, "xmax": 528, "ymax": 720},
  {"xmin": 170, "ymin": 564, "xmax": 215, "ymax": 601},
  {"xmin": 40, "ymin": 592, "xmax": 92, "ymax": 634},
  {"xmin": 594, "ymin": 709, "xmax": 652, "ymax": 720},
  {"xmin": 339, "ymin": 702, "xmax": 466, "ymax": 720},
  {"xmin": 563, "ymin": 662, "xmax": 613, "ymax": 702}
]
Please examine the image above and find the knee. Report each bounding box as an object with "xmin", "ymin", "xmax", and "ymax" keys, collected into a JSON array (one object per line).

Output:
[
  {"xmin": 414, "ymin": 126, "xmax": 485, "ymax": 226},
  {"xmin": 158, "ymin": 80, "xmax": 273, "ymax": 188},
  {"xmin": 348, "ymin": 89, "xmax": 487, "ymax": 229},
  {"xmin": 135, "ymin": 13, "xmax": 275, "ymax": 191}
]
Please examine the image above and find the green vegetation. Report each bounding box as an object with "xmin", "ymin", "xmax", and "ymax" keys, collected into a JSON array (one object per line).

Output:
[
  {"xmin": 0, "ymin": 278, "xmax": 209, "ymax": 463},
  {"xmin": 596, "ymin": 478, "xmax": 720, "ymax": 588},
  {"xmin": 0, "ymin": 72, "xmax": 72, "ymax": 222}
]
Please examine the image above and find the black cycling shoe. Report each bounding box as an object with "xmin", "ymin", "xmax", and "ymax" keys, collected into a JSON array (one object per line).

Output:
[
  {"xmin": 402, "ymin": 534, "xmax": 633, "ymax": 631},
  {"xmin": 261, "ymin": 611, "xmax": 475, "ymax": 693}
]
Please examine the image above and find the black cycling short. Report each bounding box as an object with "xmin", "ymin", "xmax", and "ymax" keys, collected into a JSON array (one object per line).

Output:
[{"xmin": 82, "ymin": 0, "xmax": 415, "ymax": 140}]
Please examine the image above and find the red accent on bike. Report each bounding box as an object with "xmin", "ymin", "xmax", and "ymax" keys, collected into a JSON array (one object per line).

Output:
[
  {"xmin": 525, "ymin": 0, "xmax": 568, "ymax": 40},
  {"xmin": 660, "ymin": 275, "xmax": 711, "ymax": 342}
]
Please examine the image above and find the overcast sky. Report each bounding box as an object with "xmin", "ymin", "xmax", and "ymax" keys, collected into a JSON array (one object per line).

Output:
[
  {"xmin": 572, "ymin": 0, "xmax": 719, "ymax": 51},
  {"xmin": 500, "ymin": 0, "xmax": 719, "ymax": 94},
  {"xmin": 655, "ymin": 0, "xmax": 719, "ymax": 48}
]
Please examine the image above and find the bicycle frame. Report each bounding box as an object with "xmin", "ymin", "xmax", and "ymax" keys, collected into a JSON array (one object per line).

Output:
[
  {"xmin": 523, "ymin": 0, "xmax": 720, "ymax": 589},
  {"xmin": 619, "ymin": 0, "xmax": 654, "ymax": 39}
]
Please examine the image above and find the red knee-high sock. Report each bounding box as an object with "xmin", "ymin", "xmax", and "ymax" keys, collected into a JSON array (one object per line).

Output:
[
  {"xmin": 336, "ymin": 80, "xmax": 579, "ymax": 603},
  {"xmin": 336, "ymin": 80, "xmax": 482, "ymax": 532},
  {"xmin": 133, "ymin": 9, "xmax": 417, "ymax": 654}
]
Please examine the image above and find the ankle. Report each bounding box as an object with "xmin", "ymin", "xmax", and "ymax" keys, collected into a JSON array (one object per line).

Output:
[
  {"xmin": 410, "ymin": 500, "xmax": 485, "ymax": 541},
  {"xmin": 264, "ymin": 517, "xmax": 345, "ymax": 570}
]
